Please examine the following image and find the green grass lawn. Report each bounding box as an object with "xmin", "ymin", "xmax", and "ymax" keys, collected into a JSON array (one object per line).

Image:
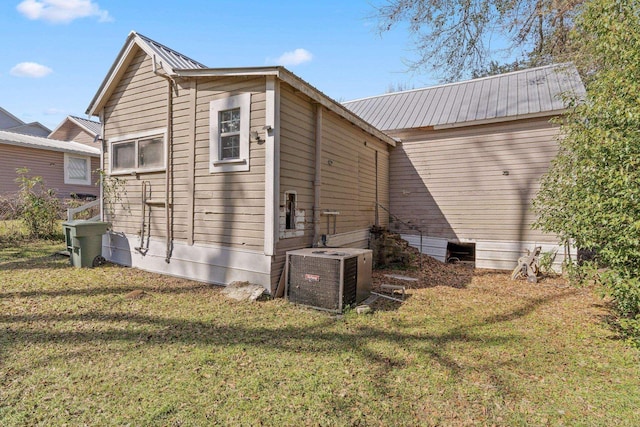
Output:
[{"xmin": 1, "ymin": 241, "xmax": 639, "ymax": 426}]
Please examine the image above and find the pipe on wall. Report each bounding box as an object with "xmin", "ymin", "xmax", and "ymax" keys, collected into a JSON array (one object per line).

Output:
[
  {"xmin": 152, "ymin": 57, "xmax": 174, "ymax": 263},
  {"xmin": 313, "ymin": 104, "xmax": 323, "ymax": 246},
  {"xmin": 99, "ymin": 111, "xmax": 105, "ymax": 222}
]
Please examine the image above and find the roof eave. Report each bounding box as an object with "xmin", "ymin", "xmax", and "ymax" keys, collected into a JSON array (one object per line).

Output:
[
  {"xmin": 276, "ymin": 68, "xmax": 396, "ymax": 147},
  {"xmin": 86, "ymin": 31, "xmax": 177, "ymax": 117},
  {"xmin": 86, "ymin": 32, "xmax": 139, "ymax": 116},
  {"xmin": 174, "ymin": 67, "xmax": 396, "ymax": 147},
  {"xmin": 430, "ymin": 109, "xmax": 566, "ymax": 131},
  {"xmin": 67, "ymin": 116, "xmax": 99, "ymax": 136},
  {"xmin": 174, "ymin": 66, "xmax": 282, "ymax": 77},
  {"xmin": 0, "ymin": 138, "xmax": 100, "ymax": 157}
]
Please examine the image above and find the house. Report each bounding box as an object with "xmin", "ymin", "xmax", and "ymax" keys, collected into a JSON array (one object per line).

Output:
[
  {"xmin": 0, "ymin": 106, "xmax": 51, "ymax": 137},
  {"xmin": 0, "ymin": 129, "xmax": 100, "ymax": 199},
  {"xmin": 343, "ymin": 64, "xmax": 586, "ymax": 270},
  {"xmin": 85, "ymin": 31, "xmax": 395, "ymax": 293},
  {"xmin": 49, "ymin": 115, "xmax": 101, "ymax": 148}
]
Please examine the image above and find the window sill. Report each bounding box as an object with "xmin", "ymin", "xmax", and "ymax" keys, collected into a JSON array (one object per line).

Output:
[
  {"xmin": 212, "ymin": 158, "xmax": 247, "ymax": 166},
  {"xmin": 109, "ymin": 167, "xmax": 166, "ymax": 176},
  {"xmin": 64, "ymin": 179, "xmax": 92, "ymax": 186}
]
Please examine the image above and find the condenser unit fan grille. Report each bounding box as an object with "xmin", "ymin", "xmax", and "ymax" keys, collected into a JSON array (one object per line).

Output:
[{"xmin": 288, "ymin": 255, "xmax": 358, "ymax": 311}]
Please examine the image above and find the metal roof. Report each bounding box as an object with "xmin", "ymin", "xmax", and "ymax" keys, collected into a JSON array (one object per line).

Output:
[
  {"xmin": 87, "ymin": 31, "xmax": 206, "ymax": 116},
  {"xmin": 4, "ymin": 122, "xmax": 51, "ymax": 137},
  {"xmin": 0, "ymin": 106, "xmax": 24, "ymax": 129},
  {"xmin": 0, "ymin": 106, "xmax": 51, "ymax": 136},
  {"xmin": 87, "ymin": 32, "xmax": 396, "ymax": 147},
  {"xmin": 175, "ymin": 66, "xmax": 396, "ymax": 147},
  {"xmin": 135, "ymin": 32, "xmax": 206, "ymax": 71},
  {"xmin": 69, "ymin": 116, "xmax": 101, "ymax": 136},
  {"xmin": 343, "ymin": 63, "xmax": 585, "ymax": 131},
  {"xmin": 0, "ymin": 130, "xmax": 100, "ymax": 157}
]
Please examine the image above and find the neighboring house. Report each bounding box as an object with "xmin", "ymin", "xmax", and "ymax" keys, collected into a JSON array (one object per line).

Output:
[
  {"xmin": 344, "ymin": 64, "xmax": 586, "ymax": 270},
  {"xmin": 0, "ymin": 106, "xmax": 51, "ymax": 137},
  {"xmin": 49, "ymin": 115, "xmax": 102, "ymax": 148},
  {"xmin": 85, "ymin": 31, "xmax": 394, "ymax": 292},
  {"xmin": 0, "ymin": 130, "xmax": 100, "ymax": 199}
]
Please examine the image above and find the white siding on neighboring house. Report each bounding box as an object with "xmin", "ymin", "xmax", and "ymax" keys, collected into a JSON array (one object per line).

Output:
[{"xmin": 0, "ymin": 134, "xmax": 100, "ymax": 199}]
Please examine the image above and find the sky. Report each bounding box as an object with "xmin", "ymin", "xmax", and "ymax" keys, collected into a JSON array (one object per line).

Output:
[{"xmin": 0, "ymin": 0, "xmax": 436, "ymax": 131}]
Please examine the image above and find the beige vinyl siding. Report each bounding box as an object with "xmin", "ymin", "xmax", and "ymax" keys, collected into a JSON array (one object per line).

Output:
[
  {"xmin": 102, "ymin": 49, "xmax": 169, "ymax": 237},
  {"xmin": 102, "ymin": 50, "xmax": 267, "ymax": 250},
  {"xmin": 0, "ymin": 144, "xmax": 99, "ymax": 198},
  {"xmin": 271, "ymin": 85, "xmax": 391, "ymax": 290},
  {"xmin": 271, "ymin": 85, "xmax": 317, "ymax": 289},
  {"xmin": 192, "ymin": 76, "xmax": 266, "ymax": 250},
  {"xmin": 388, "ymin": 117, "xmax": 559, "ymax": 242},
  {"xmin": 321, "ymin": 110, "xmax": 389, "ymax": 233}
]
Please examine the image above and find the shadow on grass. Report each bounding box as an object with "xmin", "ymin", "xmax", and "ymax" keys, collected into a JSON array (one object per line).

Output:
[
  {"xmin": 0, "ymin": 279, "xmax": 214, "ymax": 300},
  {"xmin": 0, "ymin": 288, "xmax": 576, "ymax": 401},
  {"xmin": 0, "ymin": 253, "xmax": 71, "ymax": 271}
]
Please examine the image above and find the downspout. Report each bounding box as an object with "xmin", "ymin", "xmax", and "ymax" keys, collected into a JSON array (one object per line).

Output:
[
  {"xmin": 374, "ymin": 149, "xmax": 379, "ymax": 227},
  {"xmin": 153, "ymin": 57, "xmax": 174, "ymax": 263},
  {"xmin": 313, "ymin": 104, "xmax": 323, "ymax": 246},
  {"xmin": 99, "ymin": 111, "xmax": 105, "ymax": 222}
]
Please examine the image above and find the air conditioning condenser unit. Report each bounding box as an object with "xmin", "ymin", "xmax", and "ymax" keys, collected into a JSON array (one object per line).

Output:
[{"xmin": 285, "ymin": 248, "xmax": 372, "ymax": 313}]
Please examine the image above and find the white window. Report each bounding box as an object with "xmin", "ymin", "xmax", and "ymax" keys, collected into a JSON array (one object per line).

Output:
[
  {"xmin": 109, "ymin": 128, "xmax": 166, "ymax": 174},
  {"xmin": 210, "ymin": 93, "xmax": 251, "ymax": 173},
  {"xmin": 64, "ymin": 154, "xmax": 91, "ymax": 185}
]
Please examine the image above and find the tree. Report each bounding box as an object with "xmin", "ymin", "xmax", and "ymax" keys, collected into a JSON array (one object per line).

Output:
[
  {"xmin": 534, "ymin": 0, "xmax": 640, "ymax": 343},
  {"xmin": 374, "ymin": 0, "xmax": 583, "ymax": 81}
]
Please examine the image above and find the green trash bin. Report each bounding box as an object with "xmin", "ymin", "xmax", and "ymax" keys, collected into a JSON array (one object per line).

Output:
[{"xmin": 62, "ymin": 220, "xmax": 110, "ymax": 268}]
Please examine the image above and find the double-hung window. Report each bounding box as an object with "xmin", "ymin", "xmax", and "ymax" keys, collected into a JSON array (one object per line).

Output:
[
  {"xmin": 219, "ymin": 108, "xmax": 241, "ymax": 160},
  {"xmin": 64, "ymin": 154, "xmax": 92, "ymax": 185},
  {"xmin": 109, "ymin": 129, "xmax": 166, "ymax": 174},
  {"xmin": 210, "ymin": 93, "xmax": 251, "ymax": 172}
]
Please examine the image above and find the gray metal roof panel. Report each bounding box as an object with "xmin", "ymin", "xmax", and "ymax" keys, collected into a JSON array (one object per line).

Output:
[
  {"xmin": 397, "ymin": 90, "xmax": 420, "ymax": 129},
  {"xmin": 473, "ymin": 78, "xmax": 490, "ymax": 121},
  {"xmin": 344, "ymin": 63, "xmax": 585, "ymax": 130},
  {"xmin": 135, "ymin": 32, "xmax": 206, "ymax": 71},
  {"xmin": 69, "ymin": 116, "xmax": 102, "ymax": 136},
  {"xmin": 0, "ymin": 130, "xmax": 100, "ymax": 156},
  {"xmin": 0, "ymin": 106, "xmax": 25, "ymax": 129}
]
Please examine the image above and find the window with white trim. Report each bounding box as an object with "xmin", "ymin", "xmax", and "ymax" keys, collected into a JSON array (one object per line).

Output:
[
  {"xmin": 64, "ymin": 154, "xmax": 91, "ymax": 185},
  {"xmin": 109, "ymin": 129, "xmax": 166, "ymax": 174},
  {"xmin": 210, "ymin": 93, "xmax": 251, "ymax": 173}
]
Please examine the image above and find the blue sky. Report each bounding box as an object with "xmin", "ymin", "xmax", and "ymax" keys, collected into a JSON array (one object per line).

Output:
[{"xmin": 0, "ymin": 0, "xmax": 434, "ymax": 131}]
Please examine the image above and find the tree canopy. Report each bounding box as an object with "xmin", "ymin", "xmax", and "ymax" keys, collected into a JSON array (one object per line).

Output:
[{"xmin": 374, "ymin": 0, "xmax": 583, "ymax": 81}]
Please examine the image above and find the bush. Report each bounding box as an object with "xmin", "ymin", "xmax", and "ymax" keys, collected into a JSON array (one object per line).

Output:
[
  {"xmin": 599, "ymin": 270, "xmax": 640, "ymax": 346},
  {"xmin": 15, "ymin": 168, "xmax": 62, "ymax": 239},
  {"xmin": 534, "ymin": 0, "xmax": 640, "ymax": 347}
]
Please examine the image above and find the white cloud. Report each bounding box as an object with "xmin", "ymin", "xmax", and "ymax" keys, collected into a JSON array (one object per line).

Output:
[
  {"xmin": 274, "ymin": 48, "xmax": 313, "ymax": 66},
  {"xmin": 10, "ymin": 62, "xmax": 53, "ymax": 78},
  {"xmin": 17, "ymin": 0, "xmax": 112, "ymax": 24}
]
